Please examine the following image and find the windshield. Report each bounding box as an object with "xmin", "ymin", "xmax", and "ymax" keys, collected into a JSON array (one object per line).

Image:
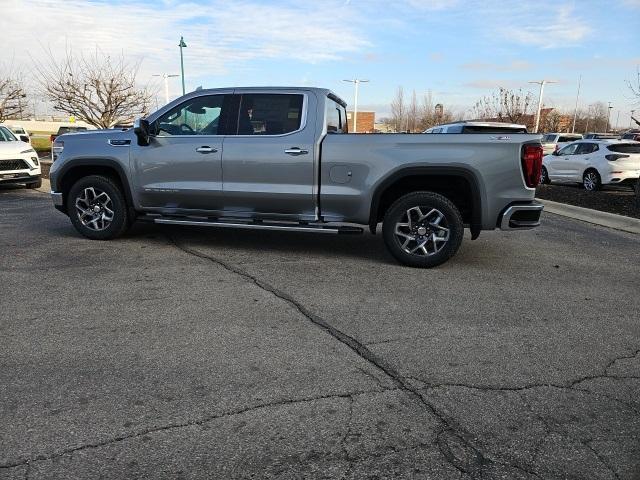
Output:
[
  {"xmin": 461, "ymin": 125, "xmax": 528, "ymax": 133},
  {"xmin": 0, "ymin": 126, "xmax": 18, "ymax": 141}
]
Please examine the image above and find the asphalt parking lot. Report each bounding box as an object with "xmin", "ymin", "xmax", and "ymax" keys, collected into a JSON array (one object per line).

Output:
[{"xmin": 1, "ymin": 186, "xmax": 639, "ymax": 480}]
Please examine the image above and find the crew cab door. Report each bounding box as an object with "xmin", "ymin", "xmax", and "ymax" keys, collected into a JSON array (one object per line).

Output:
[
  {"xmin": 547, "ymin": 143, "xmax": 579, "ymax": 181},
  {"xmin": 131, "ymin": 92, "xmax": 233, "ymax": 211},
  {"xmin": 221, "ymin": 91, "xmax": 317, "ymax": 219}
]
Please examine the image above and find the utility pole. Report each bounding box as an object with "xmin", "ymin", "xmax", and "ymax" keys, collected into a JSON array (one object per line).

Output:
[
  {"xmin": 179, "ymin": 36, "xmax": 187, "ymax": 95},
  {"xmin": 571, "ymin": 75, "xmax": 581, "ymax": 133},
  {"xmin": 606, "ymin": 102, "xmax": 613, "ymax": 133},
  {"xmin": 343, "ymin": 79, "xmax": 369, "ymax": 133},
  {"xmin": 615, "ymin": 110, "xmax": 620, "ymax": 132},
  {"xmin": 153, "ymin": 74, "xmax": 179, "ymax": 105},
  {"xmin": 529, "ymin": 80, "xmax": 557, "ymax": 133},
  {"xmin": 631, "ymin": 110, "xmax": 636, "ymax": 129}
]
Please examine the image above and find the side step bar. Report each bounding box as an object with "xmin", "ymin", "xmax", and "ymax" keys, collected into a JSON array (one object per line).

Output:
[{"xmin": 152, "ymin": 217, "xmax": 363, "ymax": 235}]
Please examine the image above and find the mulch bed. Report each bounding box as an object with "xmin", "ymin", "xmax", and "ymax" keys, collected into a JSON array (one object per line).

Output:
[{"xmin": 536, "ymin": 183, "xmax": 640, "ymax": 219}]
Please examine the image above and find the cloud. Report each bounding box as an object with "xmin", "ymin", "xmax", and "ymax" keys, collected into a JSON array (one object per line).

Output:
[
  {"xmin": 500, "ymin": 5, "xmax": 590, "ymax": 48},
  {"xmin": 461, "ymin": 60, "xmax": 532, "ymax": 71},
  {"xmin": 403, "ymin": 0, "xmax": 460, "ymax": 10},
  {"xmin": 463, "ymin": 80, "xmax": 527, "ymax": 89},
  {"xmin": 2, "ymin": 0, "xmax": 371, "ymax": 88}
]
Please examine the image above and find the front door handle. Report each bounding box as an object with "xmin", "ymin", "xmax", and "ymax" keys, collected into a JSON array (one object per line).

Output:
[
  {"xmin": 285, "ymin": 148, "xmax": 309, "ymax": 156},
  {"xmin": 196, "ymin": 146, "xmax": 217, "ymax": 154}
]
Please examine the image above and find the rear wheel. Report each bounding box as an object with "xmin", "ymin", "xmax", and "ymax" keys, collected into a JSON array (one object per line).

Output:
[
  {"xmin": 539, "ymin": 166, "xmax": 550, "ymax": 185},
  {"xmin": 382, "ymin": 191, "xmax": 464, "ymax": 268},
  {"xmin": 583, "ymin": 169, "xmax": 601, "ymax": 191},
  {"xmin": 67, "ymin": 175, "xmax": 130, "ymax": 240}
]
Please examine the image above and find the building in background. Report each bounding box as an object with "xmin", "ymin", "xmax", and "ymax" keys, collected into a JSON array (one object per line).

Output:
[{"xmin": 347, "ymin": 111, "xmax": 375, "ymax": 133}]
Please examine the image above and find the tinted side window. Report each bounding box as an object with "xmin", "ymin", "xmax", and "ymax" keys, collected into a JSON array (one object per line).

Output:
[
  {"xmin": 559, "ymin": 135, "xmax": 581, "ymax": 143},
  {"xmin": 558, "ymin": 143, "xmax": 579, "ymax": 155},
  {"xmin": 543, "ymin": 134, "xmax": 557, "ymax": 142},
  {"xmin": 234, "ymin": 94, "xmax": 304, "ymax": 135},
  {"xmin": 156, "ymin": 95, "xmax": 227, "ymax": 136},
  {"xmin": 326, "ymin": 98, "xmax": 346, "ymax": 133}
]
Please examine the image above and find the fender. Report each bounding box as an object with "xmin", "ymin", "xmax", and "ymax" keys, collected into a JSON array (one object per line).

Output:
[
  {"xmin": 368, "ymin": 166, "xmax": 483, "ymax": 239},
  {"xmin": 55, "ymin": 157, "xmax": 135, "ymax": 215}
]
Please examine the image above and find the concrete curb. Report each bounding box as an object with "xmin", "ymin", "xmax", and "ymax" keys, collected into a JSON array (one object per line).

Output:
[{"xmin": 537, "ymin": 198, "xmax": 640, "ymax": 235}]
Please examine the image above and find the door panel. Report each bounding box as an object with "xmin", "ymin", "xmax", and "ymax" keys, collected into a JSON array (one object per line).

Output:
[
  {"xmin": 548, "ymin": 143, "xmax": 579, "ymax": 180},
  {"xmin": 131, "ymin": 93, "xmax": 231, "ymax": 211},
  {"xmin": 221, "ymin": 92, "xmax": 317, "ymax": 218},
  {"xmin": 132, "ymin": 136, "xmax": 223, "ymax": 210}
]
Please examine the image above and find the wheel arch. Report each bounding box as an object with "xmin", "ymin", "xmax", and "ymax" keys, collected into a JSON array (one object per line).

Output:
[
  {"xmin": 56, "ymin": 159, "xmax": 134, "ymax": 215},
  {"xmin": 369, "ymin": 166, "xmax": 483, "ymax": 239}
]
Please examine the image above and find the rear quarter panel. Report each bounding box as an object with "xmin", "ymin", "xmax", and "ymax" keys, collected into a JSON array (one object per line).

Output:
[{"xmin": 320, "ymin": 133, "xmax": 540, "ymax": 228}]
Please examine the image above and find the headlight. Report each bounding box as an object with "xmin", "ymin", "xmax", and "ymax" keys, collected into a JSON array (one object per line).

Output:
[
  {"xmin": 31, "ymin": 156, "xmax": 39, "ymax": 166},
  {"xmin": 20, "ymin": 148, "xmax": 35, "ymax": 154}
]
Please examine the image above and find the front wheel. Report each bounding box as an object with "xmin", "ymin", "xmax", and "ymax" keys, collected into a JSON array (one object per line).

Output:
[
  {"xmin": 583, "ymin": 169, "xmax": 601, "ymax": 191},
  {"xmin": 382, "ymin": 191, "xmax": 464, "ymax": 268},
  {"xmin": 67, "ymin": 175, "xmax": 130, "ymax": 240}
]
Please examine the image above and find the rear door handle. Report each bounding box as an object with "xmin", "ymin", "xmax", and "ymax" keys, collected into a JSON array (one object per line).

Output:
[
  {"xmin": 196, "ymin": 146, "xmax": 217, "ymax": 154},
  {"xmin": 284, "ymin": 148, "xmax": 309, "ymax": 156}
]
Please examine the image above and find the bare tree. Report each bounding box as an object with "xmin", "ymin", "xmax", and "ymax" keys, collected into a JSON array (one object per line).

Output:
[
  {"xmin": 542, "ymin": 110, "xmax": 563, "ymax": 132},
  {"xmin": 407, "ymin": 90, "xmax": 419, "ymax": 132},
  {"xmin": 0, "ymin": 73, "xmax": 27, "ymax": 122},
  {"xmin": 37, "ymin": 49, "xmax": 151, "ymax": 128},
  {"xmin": 627, "ymin": 66, "xmax": 640, "ymax": 103},
  {"xmin": 390, "ymin": 86, "xmax": 405, "ymax": 132},
  {"xmin": 417, "ymin": 91, "xmax": 453, "ymax": 131},
  {"xmin": 471, "ymin": 87, "xmax": 533, "ymax": 124}
]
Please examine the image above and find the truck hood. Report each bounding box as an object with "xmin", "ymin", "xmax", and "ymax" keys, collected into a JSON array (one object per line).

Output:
[{"xmin": 0, "ymin": 141, "xmax": 34, "ymax": 156}]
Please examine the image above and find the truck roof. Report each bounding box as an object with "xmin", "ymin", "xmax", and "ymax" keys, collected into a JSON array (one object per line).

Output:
[{"xmin": 190, "ymin": 86, "xmax": 346, "ymax": 106}]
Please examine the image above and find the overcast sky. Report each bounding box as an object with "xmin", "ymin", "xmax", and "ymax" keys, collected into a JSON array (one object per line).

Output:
[{"xmin": 2, "ymin": 0, "xmax": 639, "ymax": 124}]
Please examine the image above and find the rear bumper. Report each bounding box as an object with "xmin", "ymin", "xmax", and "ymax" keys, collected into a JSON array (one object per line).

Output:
[{"xmin": 499, "ymin": 202, "xmax": 544, "ymax": 230}]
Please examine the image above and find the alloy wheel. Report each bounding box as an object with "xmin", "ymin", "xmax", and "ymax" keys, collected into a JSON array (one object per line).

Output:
[
  {"xmin": 583, "ymin": 172, "xmax": 599, "ymax": 191},
  {"xmin": 74, "ymin": 187, "xmax": 114, "ymax": 231},
  {"xmin": 394, "ymin": 206, "xmax": 450, "ymax": 256}
]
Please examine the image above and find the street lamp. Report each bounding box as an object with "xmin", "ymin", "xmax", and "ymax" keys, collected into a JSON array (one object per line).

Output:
[
  {"xmin": 343, "ymin": 79, "xmax": 369, "ymax": 133},
  {"xmin": 606, "ymin": 102, "xmax": 613, "ymax": 133},
  {"xmin": 178, "ymin": 36, "xmax": 187, "ymax": 95},
  {"xmin": 631, "ymin": 110, "xmax": 636, "ymax": 129},
  {"xmin": 529, "ymin": 80, "xmax": 557, "ymax": 133},
  {"xmin": 153, "ymin": 74, "xmax": 180, "ymax": 105}
]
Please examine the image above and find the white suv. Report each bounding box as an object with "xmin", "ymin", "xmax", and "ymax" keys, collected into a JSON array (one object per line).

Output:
[
  {"xmin": 0, "ymin": 125, "xmax": 42, "ymax": 189},
  {"xmin": 541, "ymin": 133, "xmax": 583, "ymax": 155},
  {"xmin": 540, "ymin": 139, "xmax": 640, "ymax": 191}
]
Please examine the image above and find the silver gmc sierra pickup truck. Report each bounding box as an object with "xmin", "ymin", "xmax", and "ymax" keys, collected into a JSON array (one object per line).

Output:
[{"xmin": 49, "ymin": 87, "xmax": 544, "ymax": 267}]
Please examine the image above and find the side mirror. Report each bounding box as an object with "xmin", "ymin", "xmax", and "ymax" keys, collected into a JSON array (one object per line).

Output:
[
  {"xmin": 552, "ymin": 150, "xmax": 559, "ymax": 156},
  {"xmin": 133, "ymin": 118, "xmax": 150, "ymax": 146}
]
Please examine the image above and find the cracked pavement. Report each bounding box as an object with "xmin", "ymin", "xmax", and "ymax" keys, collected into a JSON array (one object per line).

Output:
[{"xmin": 1, "ymin": 186, "xmax": 639, "ymax": 479}]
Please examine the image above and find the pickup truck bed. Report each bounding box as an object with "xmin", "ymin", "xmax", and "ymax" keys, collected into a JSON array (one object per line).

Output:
[{"xmin": 49, "ymin": 87, "xmax": 544, "ymax": 267}]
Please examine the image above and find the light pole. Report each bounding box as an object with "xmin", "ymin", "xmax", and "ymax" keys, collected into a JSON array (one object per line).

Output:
[
  {"xmin": 571, "ymin": 75, "xmax": 581, "ymax": 133},
  {"xmin": 343, "ymin": 79, "xmax": 369, "ymax": 133},
  {"xmin": 529, "ymin": 80, "xmax": 557, "ymax": 133},
  {"xmin": 179, "ymin": 36, "xmax": 187, "ymax": 95},
  {"xmin": 153, "ymin": 73, "xmax": 179, "ymax": 105},
  {"xmin": 631, "ymin": 110, "xmax": 636, "ymax": 129},
  {"xmin": 606, "ymin": 102, "xmax": 613, "ymax": 133}
]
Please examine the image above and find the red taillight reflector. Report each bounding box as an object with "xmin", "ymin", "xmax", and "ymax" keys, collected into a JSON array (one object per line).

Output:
[{"xmin": 521, "ymin": 144, "xmax": 543, "ymax": 188}]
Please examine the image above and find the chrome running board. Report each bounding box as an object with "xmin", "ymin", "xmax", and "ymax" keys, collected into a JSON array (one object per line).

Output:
[{"xmin": 152, "ymin": 217, "xmax": 363, "ymax": 235}]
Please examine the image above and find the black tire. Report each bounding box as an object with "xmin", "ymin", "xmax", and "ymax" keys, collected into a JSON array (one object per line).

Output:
[
  {"xmin": 67, "ymin": 175, "xmax": 130, "ymax": 240},
  {"xmin": 382, "ymin": 191, "xmax": 464, "ymax": 268},
  {"xmin": 26, "ymin": 178, "xmax": 42, "ymax": 189},
  {"xmin": 582, "ymin": 169, "xmax": 601, "ymax": 191},
  {"xmin": 539, "ymin": 166, "xmax": 550, "ymax": 185}
]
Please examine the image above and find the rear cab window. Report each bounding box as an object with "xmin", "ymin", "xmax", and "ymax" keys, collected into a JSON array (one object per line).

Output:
[
  {"xmin": 326, "ymin": 97, "xmax": 347, "ymax": 134},
  {"xmin": 235, "ymin": 93, "xmax": 304, "ymax": 135}
]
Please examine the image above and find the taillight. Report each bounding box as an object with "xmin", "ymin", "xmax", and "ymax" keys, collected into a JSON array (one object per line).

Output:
[
  {"xmin": 521, "ymin": 144, "xmax": 543, "ymax": 188},
  {"xmin": 605, "ymin": 154, "xmax": 629, "ymax": 161}
]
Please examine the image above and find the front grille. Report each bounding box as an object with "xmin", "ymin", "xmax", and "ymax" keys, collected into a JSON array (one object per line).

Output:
[{"xmin": 0, "ymin": 159, "xmax": 30, "ymax": 171}]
